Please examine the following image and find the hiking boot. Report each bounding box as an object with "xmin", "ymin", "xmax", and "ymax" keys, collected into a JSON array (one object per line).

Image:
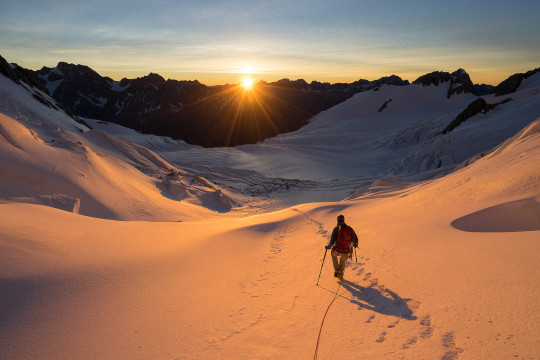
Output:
[{"xmin": 334, "ymin": 271, "xmax": 338, "ymax": 278}]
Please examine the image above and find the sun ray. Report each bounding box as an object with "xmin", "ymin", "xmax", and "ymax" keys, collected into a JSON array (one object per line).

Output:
[
  {"xmin": 225, "ymin": 87, "xmax": 248, "ymax": 146},
  {"xmin": 169, "ymin": 78, "xmax": 317, "ymax": 147},
  {"xmin": 251, "ymin": 90, "xmax": 280, "ymax": 135}
]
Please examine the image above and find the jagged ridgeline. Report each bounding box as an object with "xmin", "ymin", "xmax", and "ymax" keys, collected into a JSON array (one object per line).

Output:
[
  {"xmin": 30, "ymin": 62, "xmax": 409, "ymax": 147},
  {"xmin": 8, "ymin": 56, "xmax": 539, "ymax": 148},
  {"xmin": 0, "ymin": 55, "xmax": 91, "ymax": 130}
]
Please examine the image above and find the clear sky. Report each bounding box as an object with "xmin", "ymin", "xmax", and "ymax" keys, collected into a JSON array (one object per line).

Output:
[{"xmin": 1, "ymin": 0, "xmax": 539, "ymax": 85}]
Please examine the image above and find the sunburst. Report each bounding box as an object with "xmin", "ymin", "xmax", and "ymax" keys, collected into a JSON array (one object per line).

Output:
[{"xmin": 242, "ymin": 77, "xmax": 254, "ymax": 90}]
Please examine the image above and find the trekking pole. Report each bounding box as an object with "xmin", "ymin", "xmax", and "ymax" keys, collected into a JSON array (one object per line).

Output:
[
  {"xmin": 354, "ymin": 247, "xmax": 358, "ymax": 263},
  {"xmin": 316, "ymin": 248, "xmax": 328, "ymax": 286}
]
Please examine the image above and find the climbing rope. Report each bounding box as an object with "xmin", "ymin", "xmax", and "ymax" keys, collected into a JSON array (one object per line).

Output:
[{"xmin": 313, "ymin": 282, "xmax": 342, "ymax": 360}]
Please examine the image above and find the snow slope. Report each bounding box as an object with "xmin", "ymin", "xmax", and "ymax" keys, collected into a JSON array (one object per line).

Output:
[
  {"xmin": 1, "ymin": 115, "xmax": 539, "ymax": 359},
  {"xmin": 0, "ymin": 74, "xmax": 239, "ymax": 220}
]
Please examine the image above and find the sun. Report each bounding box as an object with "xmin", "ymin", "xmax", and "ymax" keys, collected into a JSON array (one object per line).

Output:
[{"xmin": 242, "ymin": 77, "xmax": 254, "ymax": 90}]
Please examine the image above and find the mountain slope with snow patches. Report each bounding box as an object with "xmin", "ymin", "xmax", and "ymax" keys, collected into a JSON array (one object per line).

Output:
[
  {"xmin": 238, "ymin": 71, "xmax": 540, "ymax": 180},
  {"xmin": 0, "ymin": 73, "xmax": 239, "ymax": 220},
  {"xmin": 89, "ymin": 70, "xmax": 540, "ymax": 212}
]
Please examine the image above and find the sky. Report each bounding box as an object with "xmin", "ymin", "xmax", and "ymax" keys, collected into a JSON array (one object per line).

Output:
[{"xmin": 1, "ymin": 0, "xmax": 539, "ymax": 85}]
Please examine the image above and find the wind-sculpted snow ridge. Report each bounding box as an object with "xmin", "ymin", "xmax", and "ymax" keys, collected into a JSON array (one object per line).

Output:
[
  {"xmin": 0, "ymin": 194, "xmax": 80, "ymax": 213},
  {"xmin": 0, "ymin": 73, "xmax": 240, "ymax": 220}
]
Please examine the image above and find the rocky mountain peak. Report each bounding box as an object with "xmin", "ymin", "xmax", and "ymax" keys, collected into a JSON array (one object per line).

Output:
[
  {"xmin": 272, "ymin": 78, "xmax": 310, "ymax": 89},
  {"xmin": 123, "ymin": 73, "xmax": 167, "ymax": 90},
  {"xmin": 141, "ymin": 72, "xmax": 166, "ymax": 83},
  {"xmin": 494, "ymin": 68, "xmax": 540, "ymax": 96},
  {"xmin": 413, "ymin": 69, "xmax": 475, "ymax": 98},
  {"xmin": 447, "ymin": 68, "xmax": 476, "ymax": 98},
  {"xmin": 54, "ymin": 62, "xmax": 104, "ymax": 80},
  {"xmin": 34, "ymin": 62, "xmax": 113, "ymax": 99},
  {"xmin": 31, "ymin": 62, "xmax": 115, "ymax": 118},
  {"xmin": 413, "ymin": 71, "xmax": 452, "ymax": 87},
  {"xmin": 374, "ymin": 75, "xmax": 410, "ymax": 87},
  {"xmin": 0, "ymin": 55, "xmax": 50, "ymax": 95}
]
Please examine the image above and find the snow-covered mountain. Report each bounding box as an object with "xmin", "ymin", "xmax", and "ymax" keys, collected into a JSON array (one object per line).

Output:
[
  {"xmin": 32, "ymin": 62, "xmax": 364, "ymax": 147},
  {"xmin": 86, "ymin": 66, "xmax": 539, "ymax": 210},
  {"xmin": 1, "ymin": 53, "xmax": 540, "ymax": 359},
  {"xmin": 2, "ymin": 51, "xmax": 540, "ymax": 216},
  {"xmin": 0, "ymin": 58, "xmax": 238, "ymax": 221}
]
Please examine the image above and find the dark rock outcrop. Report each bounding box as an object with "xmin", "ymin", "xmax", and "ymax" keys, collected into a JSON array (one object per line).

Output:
[
  {"xmin": 493, "ymin": 68, "xmax": 540, "ymax": 96},
  {"xmin": 378, "ymin": 99, "xmax": 393, "ymax": 112},
  {"xmin": 273, "ymin": 78, "xmax": 310, "ymax": 89},
  {"xmin": 35, "ymin": 62, "xmax": 117, "ymax": 118},
  {"xmin": 0, "ymin": 54, "xmax": 49, "ymax": 94},
  {"xmin": 441, "ymin": 97, "xmax": 512, "ymax": 134},
  {"xmin": 413, "ymin": 71, "xmax": 452, "ymax": 87},
  {"xmin": 0, "ymin": 55, "xmax": 90, "ymax": 129},
  {"xmin": 376, "ymin": 75, "xmax": 410, "ymax": 86},
  {"xmin": 413, "ymin": 69, "xmax": 476, "ymax": 98},
  {"xmin": 447, "ymin": 69, "xmax": 476, "ymax": 98}
]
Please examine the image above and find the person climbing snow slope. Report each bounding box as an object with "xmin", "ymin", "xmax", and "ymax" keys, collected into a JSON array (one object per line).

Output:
[{"xmin": 325, "ymin": 214, "xmax": 358, "ymax": 280}]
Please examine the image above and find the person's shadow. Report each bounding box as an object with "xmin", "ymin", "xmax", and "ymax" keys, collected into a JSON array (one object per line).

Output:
[{"xmin": 321, "ymin": 279, "xmax": 417, "ymax": 320}]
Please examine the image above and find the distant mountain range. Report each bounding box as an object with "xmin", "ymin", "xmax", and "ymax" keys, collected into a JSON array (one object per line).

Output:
[
  {"xmin": 28, "ymin": 62, "xmax": 411, "ymax": 147},
  {"xmin": 1, "ymin": 53, "xmax": 538, "ymax": 147}
]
